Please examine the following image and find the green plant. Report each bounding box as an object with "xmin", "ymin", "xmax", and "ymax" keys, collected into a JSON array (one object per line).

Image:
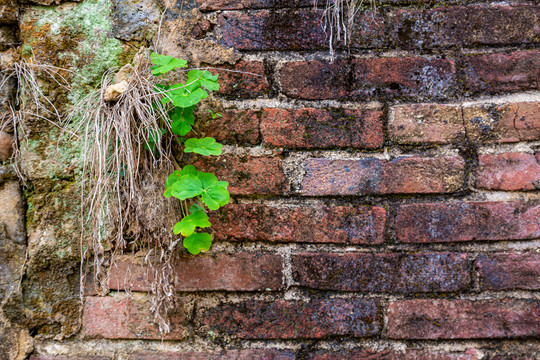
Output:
[{"xmin": 149, "ymin": 53, "xmax": 229, "ymax": 255}]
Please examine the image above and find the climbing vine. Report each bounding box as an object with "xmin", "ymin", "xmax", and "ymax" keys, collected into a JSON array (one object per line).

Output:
[{"xmin": 149, "ymin": 53, "xmax": 229, "ymax": 254}]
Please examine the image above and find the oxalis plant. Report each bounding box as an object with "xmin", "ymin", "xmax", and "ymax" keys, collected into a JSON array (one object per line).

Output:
[{"xmin": 150, "ymin": 52, "xmax": 230, "ymax": 255}]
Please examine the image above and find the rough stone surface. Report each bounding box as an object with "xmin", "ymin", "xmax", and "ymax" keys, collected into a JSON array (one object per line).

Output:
[
  {"xmin": 198, "ymin": 298, "xmax": 381, "ymax": 339},
  {"xmin": 387, "ymin": 299, "xmax": 540, "ymax": 339},
  {"xmin": 108, "ymin": 253, "xmax": 283, "ymax": 291},
  {"xmin": 292, "ymin": 253, "xmax": 471, "ymax": 293},
  {"xmin": 210, "ymin": 204, "xmax": 386, "ymax": 244},
  {"xmin": 302, "ymin": 156, "xmax": 465, "ymax": 196},
  {"xmin": 390, "ymin": 5, "xmax": 540, "ymax": 49},
  {"xmin": 0, "ymin": 131, "xmax": 13, "ymax": 161},
  {"xmin": 396, "ymin": 201, "xmax": 540, "ymax": 243},
  {"xmin": 477, "ymin": 253, "xmax": 540, "ymax": 291},
  {"xmin": 195, "ymin": 154, "xmax": 289, "ymax": 195},
  {"xmin": 476, "ymin": 152, "xmax": 540, "ymax": 191},
  {"xmin": 111, "ymin": 0, "xmax": 160, "ymax": 41},
  {"xmin": 306, "ymin": 348, "xmax": 479, "ymax": 360},
  {"xmin": 463, "ymin": 51, "xmax": 540, "ymax": 94},
  {"xmin": 260, "ymin": 108, "xmax": 383, "ymax": 149},
  {"xmin": 83, "ymin": 294, "xmax": 189, "ymax": 339},
  {"xmin": 389, "ymin": 104, "xmax": 464, "ymax": 144},
  {"xmin": 463, "ymin": 101, "xmax": 540, "ymax": 143}
]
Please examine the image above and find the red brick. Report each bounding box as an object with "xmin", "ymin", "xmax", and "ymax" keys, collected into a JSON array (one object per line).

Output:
[
  {"xmin": 83, "ymin": 295, "xmax": 188, "ymax": 339},
  {"xmin": 301, "ymin": 156, "xmax": 464, "ymax": 196},
  {"xmin": 280, "ymin": 59, "xmax": 350, "ymax": 100},
  {"xmin": 198, "ymin": 298, "xmax": 380, "ymax": 339},
  {"xmin": 292, "ymin": 253, "xmax": 470, "ymax": 293},
  {"xmin": 391, "ymin": 5, "xmax": 540, "ymax": 49},
  {"xmin": 195, "ymin": 154, "xmax": 288, "ymax": 195},
  {"xmin": 463, "ymin": 101, "xmax": 540, "ymax": 143},
  {"xmin": 215, "ymin": 60, "xmax": 270, "ymax": 99},
  {"xmin": 108, "ymin": 253, "xmax": 283, "ymax": 292},
  {"xmin": 463, "ymin": 51, "xmax": 540, "ymax": 94},
  {"xmin": 477, "ymin": 253, "xmax": 540, "ymax": 291},
  {"xmin": 396, "ymin": 201, "xmax": 540, "ymax": 243},
  {"xmin": 210, "ymin": 204, "xmax": 386, "ymax": 244},
  {"xmin": 30, "ymin": 357, "xmax": 110, "ymax": 360},
  {"xmin": 306, "ymin": 348, "xmax": 479, "ymax": 360},
  {"xmin": 127, "ymin": 349, "xmax": 296, "ymax": 360},
  {"xmin": 218, "ymin": 10, "xmax": 327, "ymax": 51},
  {"xmin": 260, "ymin": 108, "xmax": 383, "ymax": 149},
  {"xmin": 389, "ymin": 104, "xmax": 464, "ymax": 144},
  {"xmin": 387, "ymin": 299, "xmax": 540, "ymax": 339},
  {"xmin": 204, "ymin": 109, "xmax": 260, "ymax": 145},
  {"xmin": 476, "ymin": 152, "xmax": 540, "ymax": 191},
  {"xmin": 197, "ymin": 0, "xmax": 311, "ymax": 11},
  {"xmin": 351, "ymin": 57, "xmax": 456, "ymax": 100}
]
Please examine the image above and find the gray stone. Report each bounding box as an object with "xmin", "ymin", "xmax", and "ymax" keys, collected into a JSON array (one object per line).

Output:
[{"xmin": 111, "ymin": 0, "xmax": 160, "ymax": 41}]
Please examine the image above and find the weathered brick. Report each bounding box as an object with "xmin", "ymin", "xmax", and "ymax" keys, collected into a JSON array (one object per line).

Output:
[
  {"xmin": 387, "ymin": 299, "xmax": 540, "ymax": 339},
  {"xmin": 463, "ymin": 51, "xmax": 540, "ymax": 94},
  {"xmin": 108, "ymin": 253, "xmax": 283, "ymax": 292},
  {"xmin": 292, "ymin": 253, "xmax": 470, "ymax": 293},
  {"xmin": 219, "ymin": 10, "xmax": 327, "ymax": 51},
  {"xmin": 197, "ymin": 0, "xmax": 311, "ymax": 11},
  {"xmin": 477, "ymin": 253, "xmax": 540, "ymax": 291},
  {"xmin": 397, "ymin": 201, "xmax": 540, "ymax": 243},
  {"xmin": 216, "ymin": 60, "xmax": 270, "ymax": 99},
  {"xmin": 30, "ymin": 357, "xmax": 110, "ymax": 360},
  {"xmin": 260, "ymin": 108, "xmax": 383, "ymax": 149},
  {"xmin": 476, "ymin": 152, "xmax": 540, "ymax": 191},
  {"xmin": 127, "ymin": 349, "xmax": 296, "ymax": 360},
  {"xmin": 83, "ymin": 294, "xmax": 188, "ymax": 339},
  {"xmin": 389, "ymin": 104, "xmax": 464, "ymax": 144},
  {"xmin": 211, "ymin": 204, "xmax": 386, "ymax": 244},
  {"xmin": 391, "ymin": 5, "xmax": 540, "ymax": 49},
  {"xmin": 204, "ymin": 109, "xmax": 260, "ymax": 145},
  {"xmin": 463, "ymin": 101, "xmax": 540, "ymax": 143},
  {"xmin": 195, "ymin": 154, "xmax": 288, "ymax": 195},
  {"xmin": 306, "ymin": 348, "xmax": 479, "ymax": 360},
  {"xmin": 301, "ymin": 156, "xmax": 464, "ymax": 196},
  {"xmin": 351, "ymin": 57, "xmax": 456, "ymax": 100},
  {"xmin": 280, "ymin": 59, "xmax": 350, "ymax": 100},
  {"xmin": 198, "ymin": 298, "xmax": 381, "ymax": 339}
]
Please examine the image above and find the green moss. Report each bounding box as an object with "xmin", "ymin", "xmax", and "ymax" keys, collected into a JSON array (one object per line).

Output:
[{"xmin": 27, "ymin": 0, "xmax": 123, "ymax": 103}]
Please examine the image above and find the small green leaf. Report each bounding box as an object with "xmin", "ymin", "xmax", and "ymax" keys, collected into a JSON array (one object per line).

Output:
[
  {"xmin": 183, "ymin": 233, "xmax": 212, "ymax": 255},
  {"xmin": 208, "ymin": 109, "xmax": 222, "ymax": 119},
  {"xmin": 188, "ymin": 70, "xmax": 220, "ymax": 92},
  {"xmin": 170, "ymin": 174, "xmax": 203, "ymax": 200},
  {"xmin": 150, "ymin": 53, "xmax": 187, "ymax": 75},
  {"xmin": 202, "ymin": 183, "xmax": 230, "ymax": 210},
  {"xmin": 171, "ymin": 88, "xmax": 208, "ymax": 108},
  {"xmin": 173, "ymin": 208, "xmax": 211, "ymax": 236},
  {"xmin": 184, "ymin": 137, "xmax": 223, "ymax": 156}
]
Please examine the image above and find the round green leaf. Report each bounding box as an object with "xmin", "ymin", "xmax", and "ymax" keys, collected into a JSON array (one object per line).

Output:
[
  {"xmin": 184, "ymin": 137, "xmax": 223, "ymax": 156},
  {"xmin": 170, "ymin": 174, "xmax": 203, "ymax": 200},
  {"xmin": 183, "ymin": 233, "xmax": 212, "ymax": 255},
  {"xmin": 173, "ymin": 209, "xmax": 211, "ymax": 236},
  {"xmin": 202, "ymin": 184, "xmax": 230, "ymax": 210}
]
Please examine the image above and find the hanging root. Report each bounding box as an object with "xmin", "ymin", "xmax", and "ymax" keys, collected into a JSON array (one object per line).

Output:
[
  {"xmin": 317, "ymin": 0, "xmax": 376, "ymax": 59},
  {"xmin": 67, "ymin": 48, "xmax": 181, "ymax": 333}
]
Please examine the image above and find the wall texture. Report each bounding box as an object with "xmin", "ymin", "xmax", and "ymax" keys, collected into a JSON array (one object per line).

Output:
[{"xmin": 0, "ymin": 0, "xmax": 539, "ymax": 359}]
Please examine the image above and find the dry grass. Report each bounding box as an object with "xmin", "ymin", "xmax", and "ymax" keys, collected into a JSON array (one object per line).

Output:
[{"xmin": 66, "ymin": 47, "xmax": 183, "ymax": 333}]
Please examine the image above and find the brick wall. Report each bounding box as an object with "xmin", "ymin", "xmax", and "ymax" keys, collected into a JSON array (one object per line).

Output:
[{"xmin": 3, "ymin": 0, "xmax": 540, "ymax": 359}]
